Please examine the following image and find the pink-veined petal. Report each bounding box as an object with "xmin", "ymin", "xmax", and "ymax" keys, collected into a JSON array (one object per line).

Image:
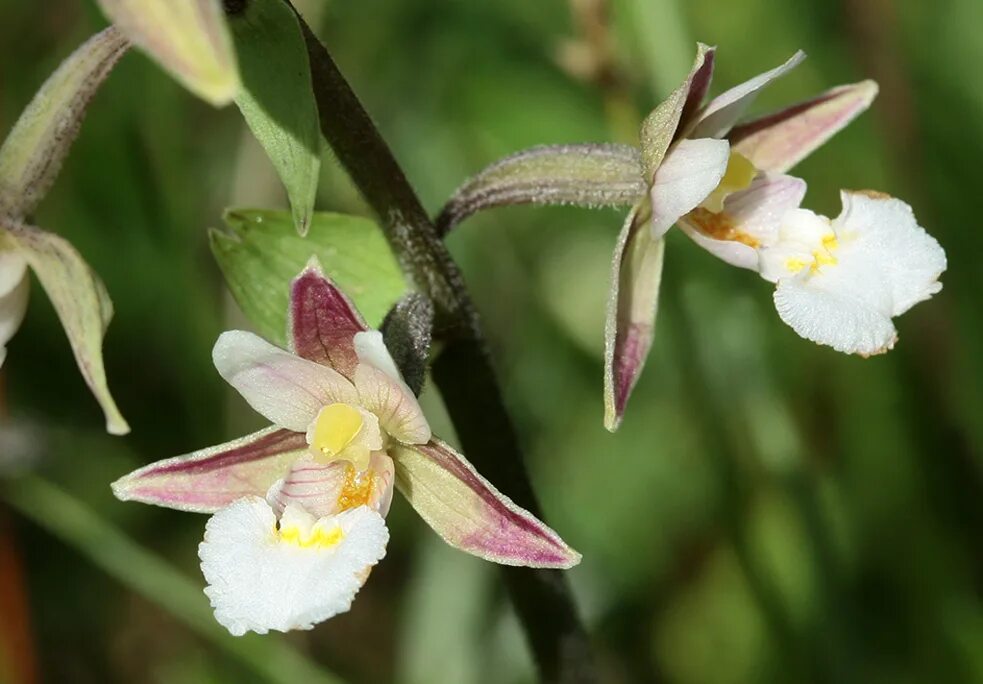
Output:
[
  {"xmin": 603, "ymin": 201, "xmax": 663, "ymax": 431},
  {"xmin": 649, "ymin": 138, "xmax": 731, "ymax": 238},
  {"xmin": 288, "ymin": 260, "xmax": 368, "ymax": 376},
  {"xmin": 391, "ymin": 438, "xmax": 581, "ymax": 569},
  {"xmin": 353, "ymin": 363, "xmax": 431, "ymax": 445},
  {"xmin": 689, "ymin": 51, "xmax": 806, "ymax": 139},
  {"xmin": 268, "ymin": 452, "xmax": 395, "ymax": 519},
  {"xmin": 111, "ymin": 426, "xmax": 307, "ymax": 512},
  {"xmin": 680, "ymin": 173, "xmax": 806, "ymax": 269},
  {"xmin": 730, "ymin": 80, "xmax": 878, "ymax": 173},
  {"xmin": 213, "ymin": 330, "xmax": 357, "ymax": 432}
]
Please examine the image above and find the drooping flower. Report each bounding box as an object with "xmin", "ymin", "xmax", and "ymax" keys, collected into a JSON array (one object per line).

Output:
[
  {"xmin": 628, "ymin": 47, "xmax": 943, "ymax": 361},
  {"xmin": 112, "ymin": 261, "xmax": 580, "ymax": 636},
  {"xmin": 606, "ymin": 46, "xmax": 898, "ymax": 430},
  {"xmin": 436, "ymin": 46, "xmax": 925, "ymax": 432},
  {"xmin": 0, "ymin": 27, "xmax": 131, "ymax": 434}
]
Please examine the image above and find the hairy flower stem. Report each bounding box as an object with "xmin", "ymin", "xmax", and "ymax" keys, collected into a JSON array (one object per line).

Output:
[{"xmin": 292, "ymin": 10, "xmax": 596, "ymax": 683}]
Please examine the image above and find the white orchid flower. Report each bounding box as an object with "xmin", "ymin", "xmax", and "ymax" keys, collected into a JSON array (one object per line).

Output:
[
  {"xmin": 606, "ymin": 45, "xmax": 943, "ymax": 427},
  {"xmin": 113, "ymin": 262, "xmax": 580, "ymax": 636}
]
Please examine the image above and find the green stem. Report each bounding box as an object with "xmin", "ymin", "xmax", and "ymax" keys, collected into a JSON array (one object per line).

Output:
[
  {"xmin": 4, "ymin": 476, "xmax": 341, "ymax": 684},
  {"xmin": 293, "ymin": 9, "xmax": 596, "ymax": 683}
]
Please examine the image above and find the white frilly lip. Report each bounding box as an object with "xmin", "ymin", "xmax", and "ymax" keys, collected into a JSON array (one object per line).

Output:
[
  {"xmin": 199, "ymin": 497, "xmax": 389, "ymax": 636},
  {"xmin": 769, "ymin": 191, "xmax": 945, "ymax": 356}
]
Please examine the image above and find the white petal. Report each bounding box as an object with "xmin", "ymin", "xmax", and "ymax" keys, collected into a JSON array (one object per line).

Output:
[
  {"xmin": 0, "ymin": 249, "xmax": 28, "ymax": 296},
  {"xmin": 773, "ymin": 275, "xmax": 898, "ymax": 355},
  {"xmin": 648, "ymin": 138, "xmax": 731, "ymax": 238},
  {"xmin": 213, "ymin": 330, "xmax": 358, "ymax": 432},
  {"xmin": 353, "ymin": 330, "xmax": 404, "ymax": 382},
  {"xmin": 770, "ymin": 191, "xmax": 945, "ymax": 356},
  {"xmin": 199, "ymin": 498, "xmax": 389, "ymax": 636},
  {"xmin": 354, "ymin": 363, "xmax": 431, "ymax": 445},
  {"xmin": 0, "ymin": 254, "xmax": 29, "ymax": 362},
  {"xmin": 680, "ymin": 173, "xmax": 806, "ymax": 269},
  {"xmin": 690, "ymin": 51, "xmax": 806, "ymax": 139},
  {"xmin": 833, "ymin": 191, "xmax": 946, "ymax": 315}
]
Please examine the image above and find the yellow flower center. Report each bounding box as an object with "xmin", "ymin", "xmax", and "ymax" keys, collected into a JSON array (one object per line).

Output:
[
  {"xmin": 337, "ymin": 463, "xmax": 377, "ymax": 511},
  {"xmin": 311, "ymin": 403, "xmax": 363, "ymax": 461},
  {"xmin": 701, "ymin": 151, "xmax": 757, "ymax": 213},
  {"xmin": 277, "ymin": 522, "xmax": 344, "ymax": 549},
  {"xmin": 785, "ymin": 235, "xmax": 840, "ymax": 275}
]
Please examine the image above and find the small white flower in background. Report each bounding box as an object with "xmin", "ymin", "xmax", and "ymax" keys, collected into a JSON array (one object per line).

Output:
[{"xmin": 113, "ymin": 261, "xmax": 580, "ymax": 636}]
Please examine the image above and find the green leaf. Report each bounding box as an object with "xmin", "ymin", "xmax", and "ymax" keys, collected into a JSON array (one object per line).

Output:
[
  {"xmin": 210, "ymin": 209, "xmax": 406, "ymax": 346},
  {"xmin": 229, "ymin": 0, "xmax": 321, "ymax": 236},
  {"xmin": 96, "ymin": 0, "xmax": 239, "ymax": 106}
]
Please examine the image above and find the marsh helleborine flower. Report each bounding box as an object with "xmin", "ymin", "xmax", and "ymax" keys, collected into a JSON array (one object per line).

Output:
[
  {"xmin": 438, "ymin": 45, "xmax": 946, "ymax": 431},
  {"xmin": 113, "ymin": 261, "xmax": 580, "ymax": 636},
  {"xmin": 609, "ymin": 45, "xmax": 945, "ymax": 427}
]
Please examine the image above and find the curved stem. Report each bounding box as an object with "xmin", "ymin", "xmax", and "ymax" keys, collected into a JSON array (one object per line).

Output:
[{"xmin": 292, "ymin": 10, "xmax": 596, "ymax": 683}]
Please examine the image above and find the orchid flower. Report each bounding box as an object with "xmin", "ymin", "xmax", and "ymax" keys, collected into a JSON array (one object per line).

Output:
[
  {"xmin": 437, "ymin": 45, "xmax": 945, "ymax": 431},
  {"xmin": 112, "ymin": 261, "xmax": 580, "ymax": 636},
  {"xmin": 624, "ymin": 45, "xmax": 944, "ymax": 385},
  {"xmin": 0, "ymin": 27, "xmax": 130, "ymax": 434}
]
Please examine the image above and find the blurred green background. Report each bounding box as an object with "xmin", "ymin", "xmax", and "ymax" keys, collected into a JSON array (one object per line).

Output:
[{"xmin": 1, "ymin": 0, "xmax": 982, "ymax": 682}]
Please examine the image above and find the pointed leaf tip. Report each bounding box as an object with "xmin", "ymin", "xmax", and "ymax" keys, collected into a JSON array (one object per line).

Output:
[
  {"xmin": 229, "ymin": 0, "xmax": 320, "ymax": 236},
  {"xmin": 97, "ymin": 0, "xmax": 240, "ymax": 106}
]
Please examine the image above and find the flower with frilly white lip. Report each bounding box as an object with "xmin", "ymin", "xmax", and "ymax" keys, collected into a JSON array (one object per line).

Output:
[
  {"xmin": 113, "ymin": 260, "xmax": 580, "ymax": 636},
  {"xmin": 756, "ymin": 192, "xmax": 945, "ymax": 355}
]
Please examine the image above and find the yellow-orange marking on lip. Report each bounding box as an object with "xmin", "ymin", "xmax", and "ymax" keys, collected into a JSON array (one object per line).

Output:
[
  {"xmin": 278, "ymin": 524, "xmax": 344, "ymax": 549},
  {"xmin": 702, "ymin": 151, "xmax": 757, "ymax": 213},
  {"xmin": 689, "ymin": 207, "xmax": 761, "ymax": 248},
  {"xmin": 810, "ymin": 235, "xmax": 839, "ymax": 273},
  {"xmin": 338, "ymin": 463, "xmax": 375, "ymax": 511}
]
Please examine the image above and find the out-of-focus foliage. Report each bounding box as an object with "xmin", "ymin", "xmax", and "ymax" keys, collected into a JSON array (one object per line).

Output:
[{"xmin": 1, "ymin": 0, "xmax": 981, "ymax": 682}]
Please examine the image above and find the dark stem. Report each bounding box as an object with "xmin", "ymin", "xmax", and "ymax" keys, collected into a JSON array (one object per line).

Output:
[{"xmin": 293, "ymin": 10, "xmax": 596, "ymax": 683}]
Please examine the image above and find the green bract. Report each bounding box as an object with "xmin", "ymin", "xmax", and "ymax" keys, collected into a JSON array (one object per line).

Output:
[{"xmin": 210, "ymin": 209, "xmax": 406, "ymax": 345}]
